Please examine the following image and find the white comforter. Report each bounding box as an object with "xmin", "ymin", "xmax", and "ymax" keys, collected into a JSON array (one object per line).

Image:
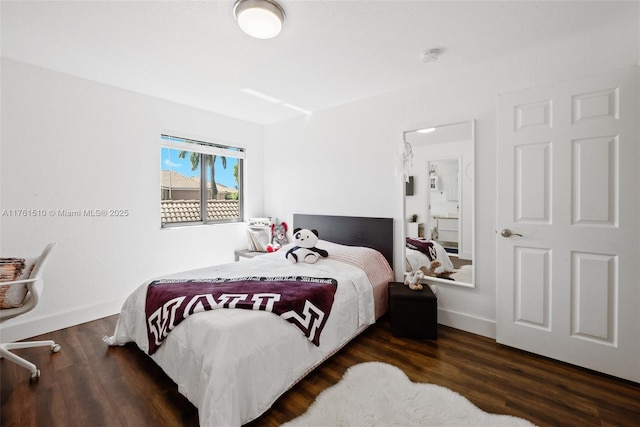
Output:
[{"xmin": 106, "ymin": 241, "xmax": 392, "ymax": 427}]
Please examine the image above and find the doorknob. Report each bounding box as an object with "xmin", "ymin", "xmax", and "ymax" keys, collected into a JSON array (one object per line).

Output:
[{"xmin": 500, "ymin": 229, "xmax": 523, "ymax": 238}]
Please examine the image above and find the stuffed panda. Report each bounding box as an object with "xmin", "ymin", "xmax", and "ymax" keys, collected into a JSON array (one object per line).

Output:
[{"xmin": 286, "ymin": 228, "xmax": 329, "ymax": 264}]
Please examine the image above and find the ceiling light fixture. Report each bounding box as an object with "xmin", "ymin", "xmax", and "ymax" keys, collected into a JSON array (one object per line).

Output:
[
  {"xmin": 234, "ymin": 0, "xmax": 286, "ymax": 39},
  {"xmin": 417, "ymin": 127, "xmax": 436, "ymax": 133}
]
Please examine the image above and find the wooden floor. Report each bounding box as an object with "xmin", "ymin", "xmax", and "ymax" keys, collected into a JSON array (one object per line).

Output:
[{"xmin": 2, "ymin": 315, "xmax": 639, "ymax": 427}]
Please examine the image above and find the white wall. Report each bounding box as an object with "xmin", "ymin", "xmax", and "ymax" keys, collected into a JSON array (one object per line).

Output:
[
  {"xmin": 0, "ymin": 59, "xmax": 265, "ymax": 341},
  {"xmin": 264, "ymin": 22, "xmax": 639, "ymax": 338}
]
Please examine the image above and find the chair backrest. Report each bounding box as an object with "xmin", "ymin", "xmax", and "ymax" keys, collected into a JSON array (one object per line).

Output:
[
  {"xmin": 29, "ymin": 243, "xmax": 56, "ymax": 283},
  {"xmin": 0, "ymin": 243, "xmax": 56, "ymax": 321}
]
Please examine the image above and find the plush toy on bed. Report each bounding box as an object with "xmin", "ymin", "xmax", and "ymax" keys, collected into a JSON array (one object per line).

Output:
[
  {"xmin": 266, "ymin": 221, "xmax": 288, "ymax": 252},
  {"xmin": 286, "ymin": 228, "xmax": 329, "ymax": 264},
  {"xmin": 419, "ymin": 260, "xmax": 454, "ymax": 280},
  {"xmin": 405, "ymin": 260, "xmax": 445, "ymax": 290},
  {"xmin": 419, "ymin": 260, "xmax": 442, "ymax": 277},
  {"xmin": 404, "ymin": 270, "xmax": 424, "ymax": 291}
]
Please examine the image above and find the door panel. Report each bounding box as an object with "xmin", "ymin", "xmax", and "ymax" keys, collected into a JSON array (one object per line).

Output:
[
  {"xmin": 571, "ymin": 251, "xmax": 616, "ymax": 344},
  {"xmin": 497, "ymin": 67, "xmax": 639, "ymax": 382},
  {"xmin": 515, "ymin": 143, "xmax": 551, "ymax": 222},
  {"xmin": 514, "ymin": 247, "xmax": 550, "ymax": 329},
  {"xmin": 572, "ymin": 135, "xmax": 617, "ymax": 225}
]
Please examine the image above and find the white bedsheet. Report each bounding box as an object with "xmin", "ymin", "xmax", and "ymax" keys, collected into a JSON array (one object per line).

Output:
[{"xmin": 106, "ymin": 241, "xmax": 392, "ymax": 427}]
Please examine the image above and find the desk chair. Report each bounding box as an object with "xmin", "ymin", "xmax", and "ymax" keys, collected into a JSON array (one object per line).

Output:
[{"xmin": 0, "ymin": 243, "xmax": 60, "ymax": 381}]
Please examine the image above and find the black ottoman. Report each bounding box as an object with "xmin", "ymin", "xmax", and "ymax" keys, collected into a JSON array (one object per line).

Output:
[{"xmin": 388, "ymin": 281, "xmax": 437, "ymax": 339}]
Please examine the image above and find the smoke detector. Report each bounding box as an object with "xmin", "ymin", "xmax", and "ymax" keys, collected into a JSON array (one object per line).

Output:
[{"xmin": 422, "ymin": 49, "xmax": 441, "ymax": 63}]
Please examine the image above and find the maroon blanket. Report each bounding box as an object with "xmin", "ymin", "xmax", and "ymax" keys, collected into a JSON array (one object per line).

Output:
[
  {"xmin": 406, "ymin": 237, "xmax": 437, "ymax": 261},
  {"xmin": 145, "ymin": 276, "xmax": 337, "ymax": 355}
]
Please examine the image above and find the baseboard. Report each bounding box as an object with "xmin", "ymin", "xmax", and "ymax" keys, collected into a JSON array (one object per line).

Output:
[
  {"xmin": 1, "ymin": 297, "xmax": 125, "ymax": 343},
  {"xmin": 437, "ymin": 307, "xmax": 496, "ymax": 339}
]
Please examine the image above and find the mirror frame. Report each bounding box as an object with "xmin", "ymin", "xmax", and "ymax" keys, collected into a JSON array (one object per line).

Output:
[{"xmin": 402, "ymin": 119, "xmax": 476, "ymax": 288}]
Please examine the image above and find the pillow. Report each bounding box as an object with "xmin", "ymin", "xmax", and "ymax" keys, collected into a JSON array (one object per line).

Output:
[
  {"xmin": 316, "ymin": 240, "xmax": 395, "ymax": 320},
  {"xmin": 0, "ymin": 257, "xmax": 35, "ymax": 308}
]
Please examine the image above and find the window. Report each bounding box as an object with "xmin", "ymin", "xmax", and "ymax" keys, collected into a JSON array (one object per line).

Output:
[{"xmin": 160, "ymin": 134, "xmax": 244, "ymax": 227}]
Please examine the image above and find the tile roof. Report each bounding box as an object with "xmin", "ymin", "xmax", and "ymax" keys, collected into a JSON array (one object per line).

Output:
[
  {"xmin": 161, "ymin": 199, "xmax": 240, "ymax": 223},
  {"xmin": 161, "ymin": 170, "xmax": 200, "ymax": 189},
  {"xmin": 161, "ymin": 170, "xmax": 237, "ymax": 193}
]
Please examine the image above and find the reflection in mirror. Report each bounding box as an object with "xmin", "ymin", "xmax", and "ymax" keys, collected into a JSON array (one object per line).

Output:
[{"xmin": 403, "ymin": 120, "xmax": 475, "ymax": 287}]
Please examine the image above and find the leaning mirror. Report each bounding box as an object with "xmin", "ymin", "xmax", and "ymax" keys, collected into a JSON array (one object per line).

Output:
[{"xmin": 403, "ymin": 120, "xmax": 475, "ymax": 288}]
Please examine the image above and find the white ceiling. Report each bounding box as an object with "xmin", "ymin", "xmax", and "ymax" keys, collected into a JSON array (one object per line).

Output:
[{"xmin": 1, "ymin": 1, "xmax": 636, "ymax": 125}]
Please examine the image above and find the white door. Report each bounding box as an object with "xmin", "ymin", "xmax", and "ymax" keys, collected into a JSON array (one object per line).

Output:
[{"xmin": 496, "ymin": 67, "xmax": 639, "ymax": 382}]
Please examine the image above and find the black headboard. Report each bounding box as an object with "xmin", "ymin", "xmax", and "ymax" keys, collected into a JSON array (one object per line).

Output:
[{"xmin": 293, "ymin": 214, "xmax": 394, "ymax": 268}]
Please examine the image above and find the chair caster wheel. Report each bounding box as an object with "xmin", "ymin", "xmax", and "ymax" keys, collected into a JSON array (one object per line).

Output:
[
  {"xmin": 30, "ymin": 369, "xmax": 41, "ymax": 382},
  {"xmin": 51, "ymin": 344, "xmax": 61, "ymax": 353}
]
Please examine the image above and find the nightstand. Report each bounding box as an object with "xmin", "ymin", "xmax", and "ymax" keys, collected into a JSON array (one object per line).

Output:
[
  {"xmin": 388, "ymin": 281, "xmax": 437, "ymax": 339},
  {"xmin": 234, "ymin": 249, "xmax": 266, "ymax": 261}
]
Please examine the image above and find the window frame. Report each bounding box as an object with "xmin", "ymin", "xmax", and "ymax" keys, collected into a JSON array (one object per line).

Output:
[{"xmin": 160, "ymin": 133, "xmax": 245, "ymax": 228}]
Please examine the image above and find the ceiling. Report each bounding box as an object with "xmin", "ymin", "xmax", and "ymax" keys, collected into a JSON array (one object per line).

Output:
[{"xmin": 1, "ymin": 1, "xmax": 636, "ymax": 125}]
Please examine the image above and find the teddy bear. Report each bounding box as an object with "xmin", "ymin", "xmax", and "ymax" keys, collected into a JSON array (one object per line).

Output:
[
  {"xmin": 404, "ymin": 269, "xmax": 424, "ymax": 290},
  {"xmin": 419, "ymin": 260, "xmax": 442, "ymax": 277},
  {"xmin": 419, "ymin": 260, "xmax": 454, "ymax": 280},
  {"xmin": 266, "ymin": 221, "xmax": 288, "ymax": 252},
  {"xmin": 285, "ymin": 228, "xmax": 329, "ymax": 264},
  {"xmin": 405, "ymin": 259, "xmax": 446, "ymax": 291}
]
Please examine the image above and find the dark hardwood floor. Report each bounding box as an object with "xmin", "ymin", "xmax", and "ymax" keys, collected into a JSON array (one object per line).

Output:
[{"xmin": 2, "ymin": 315, "xmax": 639, "ymax": 427}]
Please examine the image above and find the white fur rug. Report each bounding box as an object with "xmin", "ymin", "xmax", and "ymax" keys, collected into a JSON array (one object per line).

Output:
[{"xmin": 282, "ymin": 362, "xmax": 536, "ymax": 427}]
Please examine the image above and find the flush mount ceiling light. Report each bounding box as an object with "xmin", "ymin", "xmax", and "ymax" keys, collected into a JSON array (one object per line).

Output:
[
  {"xmin": 416, "ymin": 127, "xmax": 436, "ymax": 134},
  {"xmin": 234, "ymin": 0, "xmax": 286, "ymax": 39}
]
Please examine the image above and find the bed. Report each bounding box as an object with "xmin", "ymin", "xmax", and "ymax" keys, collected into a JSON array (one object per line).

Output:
[
  {"xmin": 405, "ymin": 237, "xmax": 455, "ymax": 273},
  {"xmin": 105, "ymin": 214, "xmax": 394, "ymax": 427}
]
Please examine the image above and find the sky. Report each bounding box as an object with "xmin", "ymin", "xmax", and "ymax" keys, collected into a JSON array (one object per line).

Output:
[{"xmin": 161, "ymin": 144, "xmax": 239, "ymax": 189}]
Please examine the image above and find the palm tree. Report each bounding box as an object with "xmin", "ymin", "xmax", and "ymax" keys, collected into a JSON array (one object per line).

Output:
[{"xmin": 178, "ymin": 151, "xmax": 226, "ymax": 200}]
